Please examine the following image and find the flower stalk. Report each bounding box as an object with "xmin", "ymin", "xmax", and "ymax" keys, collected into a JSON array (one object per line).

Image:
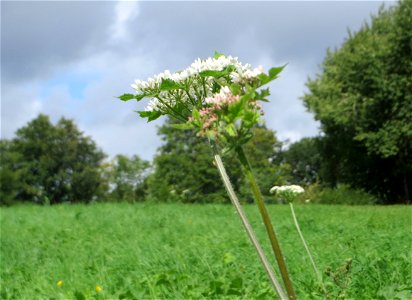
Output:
[
  {"xmin": 213, "ymin": 147, "xmax": 287, "ymax": 299},
  {"xmin": 289, "ymin": 202, "xmax": 329, "ymax": 298},
  {"xmin": 236, "ymin": 146, "xmax": 296, "ymax": 300}
]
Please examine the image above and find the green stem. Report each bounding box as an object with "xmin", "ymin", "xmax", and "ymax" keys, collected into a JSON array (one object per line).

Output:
[
  {"xmin": 289, "ymin": 202, "xmax": 329, "ymax": 299},
  {"xmin": 156, "ymin": 95, "xmax": 186, "ymax": 122},
  {"xmin": 212, "ymin": 145, "xmax": 287, "ymax": 299},
  {"xmin": 236, "ymin": 146, "xmax": 297, "ymax": 300}
]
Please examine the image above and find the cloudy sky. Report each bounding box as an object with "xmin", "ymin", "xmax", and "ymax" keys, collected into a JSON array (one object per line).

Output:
[{"xmin": 1, "ymin": 0, "xmax": 394, "ymax": 160}]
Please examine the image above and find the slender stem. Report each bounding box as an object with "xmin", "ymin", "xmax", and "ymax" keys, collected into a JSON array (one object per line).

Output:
[
  {"xmin": 236, "ymin": 146, "xmax": 297, "ymax": 300},
  {"xmin": 156, "ymin": 95, "xmax": 186, "ymax": 122},
  {"xmin": 213, "ymin": 151, "xmax": 287, "ymax": 300},
  {"xmin": 289, "ymin": 202, "xmax": 329, "ymax": 298}
]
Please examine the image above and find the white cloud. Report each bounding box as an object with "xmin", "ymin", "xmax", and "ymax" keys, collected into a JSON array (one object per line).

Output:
[{"xmin": 110, "ymin": 0, "xmax": 140, "ymax": 42}]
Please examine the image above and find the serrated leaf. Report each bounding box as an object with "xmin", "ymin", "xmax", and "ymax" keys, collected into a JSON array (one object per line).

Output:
[
  {"xmin": 257, "ymin": 73, "xmax": 270, "ymax": 85},
  {"xmin": 256, "ymin": 65, "xmax": 285, "ymax": 86},
  {"xmin": 255, "ymin": 88, "xmax": 270, "ymax": 102},
  {"xmin": 268, "ymin": 65, "xmax": 286, "ymax": 80},
  {"xmin": 137, "ymin": 110, "xmax": 162, "ymax": 122},
  {"xmin": 228, "ymin": 100, "xmax": 243, "ymax": 118},
  {"xmin": 259, "ymin": 88, "xmax": 270, "ymax": 98},
  {"xmin": 160, "ymin": 79, "xmax": 180, "ymax": 91}
]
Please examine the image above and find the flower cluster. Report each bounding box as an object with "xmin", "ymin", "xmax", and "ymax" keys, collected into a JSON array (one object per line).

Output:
[
  {"xmin": 120, "ymin": 52, "xmax": 284, "ymax": 149},
  {"xmin": 131, "ymin": 55, "xmax": 259, "ymax": 94},
  {"xmin": 130, "ymin": 54, "xmax": 264, "ymax": 114},
  {"xmin": 270, "ymin": 185, "xmax": 305, "ymax": 203},
  {"xmin": 190, "ymin": 87, "xmax": 240, "ymax": 133}
]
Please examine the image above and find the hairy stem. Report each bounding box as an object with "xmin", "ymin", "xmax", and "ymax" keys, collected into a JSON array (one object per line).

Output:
[
  {"xmin": 236, "ymin": 146, "xmax": 296, "ymax": 300},
  {"xmin": 213, "ymin": 151, "xmax": 287, "ymax": 299},
  {"xmin": 289, "ymin": 202, "xmax": 329, "ymax": 298}
]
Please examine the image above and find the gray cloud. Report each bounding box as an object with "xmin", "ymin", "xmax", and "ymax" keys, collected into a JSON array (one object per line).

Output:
[
  {"xmin": 1, "ymin": 1, "xmax": 393, "ymax": 160},
  {"xmin": 1, "ymin": 1, "xmax": 116, "ymax": 82}
]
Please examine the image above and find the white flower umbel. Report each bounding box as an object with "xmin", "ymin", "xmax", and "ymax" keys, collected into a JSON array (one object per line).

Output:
[
  {"xmin": 270, "ymin": 185, "xmax": 305, "ymax": 201},
  {"xmin": 270, "ymin": 184, "xmax": 329, "ymax": 298},
  {"xmin": 130, "ymin": 55, "xmax": 264, "ymax": 113}
]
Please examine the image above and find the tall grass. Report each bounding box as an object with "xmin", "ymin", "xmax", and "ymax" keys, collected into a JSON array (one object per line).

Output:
[{"xmin": 1, "ymin": 203, "xmax": 411, "ymax": 299}]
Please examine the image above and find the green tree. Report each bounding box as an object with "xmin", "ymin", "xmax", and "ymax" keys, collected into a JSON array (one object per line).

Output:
[
  {"xmin": 0, "ymin": 140, "xmax": 23, "ymax": 205},
  {"xmin": 10, "ymin": 114, "xmax": 107, "ymax": 204},
  {"xmin": 241, "ymin": 126, "xmax": 291, "ymax": 201},
  {"xmin": 303, "ymin": 1, "xmax": 412, "ymax": 203},
  {"xmin": 281, "ymin": 137, "xmax": 322, "ymax": 186},
  {"xmin": 147, "ymin": 118, "xmax": 289, "ymax": 203},
  {"xmin": 108, "ymin": 154, "xmax": 150, "ymax": 202}
]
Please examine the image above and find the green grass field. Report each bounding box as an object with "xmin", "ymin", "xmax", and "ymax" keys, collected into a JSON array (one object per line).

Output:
[{"xmin": 1, "ymin": 203, "xmax": 411, "ymax": 299}]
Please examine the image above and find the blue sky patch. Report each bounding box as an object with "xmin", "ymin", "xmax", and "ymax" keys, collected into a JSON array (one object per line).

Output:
[{"xmin": 40, "ymin": 71, "xmax": 101, "ymax": 100}]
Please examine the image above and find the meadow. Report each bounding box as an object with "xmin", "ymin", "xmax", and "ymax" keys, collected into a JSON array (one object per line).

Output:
[{"xmin": 1, "ymin": 203, "xmax": 411, "ymax": 299}]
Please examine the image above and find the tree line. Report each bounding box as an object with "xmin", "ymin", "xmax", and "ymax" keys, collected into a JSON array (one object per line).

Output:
[{"xmin": 1, "ymin": 1, "xmax": 410, "ymax": 205}]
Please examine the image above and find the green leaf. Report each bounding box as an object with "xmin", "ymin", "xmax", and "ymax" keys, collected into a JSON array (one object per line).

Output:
[
  {"xmin": 199, "ymin": 65, "xmax": 235, "ymax": 78},
  {"xmin": 228, "ymin": 100, "xmax": 243, "ymax": 118},
  {"xmin": 230, "ymin": 83, "xmax": 241, "ymax": 95},
  {"xmin": 255, "ymin": 88, "xmax": 270, "ymax": 102},
  {"xmin": 118, "ymin": 94, "xmax": 135, "ymax": 101},
  {"xmin": 171, "ymin": 123, "xmax": 194, "ymax": 130},
  {"xmin": 212, "ymin": 82, "xmax": 221, "ymax": 93},
  {"xmin": 257, "ymin": 65, "xmax": 286, "ymax": 86},
  {"xmin": 137, "ymin": 110, "xmax": 162, "ymax": 122},
  {"xmin": 268, "ymin": 65, "xmax": 286, "ymax": 80},
  {"xmin": 213, "ymin": 51, "xmax": 225, "ymax": 59},
  {"xmin": 160, "ymin": 79, "xmax": 180, "ymax": 91},
  {"xmin": 225, "ymin": 124, "xmax": 237, "ymax": 137},
  {"xmin": 192, "ymin": 107, "xmax": 201, "ymax": 122},
  {"xmin": 118, "ymin": 93, "xmax": 146, "ymax": 101}
]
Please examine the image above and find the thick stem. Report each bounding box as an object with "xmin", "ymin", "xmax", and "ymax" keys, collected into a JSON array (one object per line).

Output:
[
  {"xmin": 236, "ymin": 146, "xmax": 297, "ymax": 300},
  {"xmin": 289, "ymin": 203, "xmax": 329, "ymax": 299},
  {"xmin": 213, "ymin": 152, "xmax": 287, "ymax": 300}
]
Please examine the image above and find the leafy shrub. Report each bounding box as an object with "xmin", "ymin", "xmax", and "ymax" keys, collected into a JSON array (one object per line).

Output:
[{"xmin": 296, "ymin": 183, "xmax": 377, "ymax": 205}]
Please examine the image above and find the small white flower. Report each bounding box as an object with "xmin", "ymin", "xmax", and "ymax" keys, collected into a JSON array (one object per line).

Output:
[{"xmin": 270, "ymin": 185, "xmax": 304, "ymax": 203}]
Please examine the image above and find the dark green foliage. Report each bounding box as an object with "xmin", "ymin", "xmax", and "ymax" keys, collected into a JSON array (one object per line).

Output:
[
  {"xmin": 147, "ymin": 119, "xmax": 289, "ymax": 203},
  {"xmin": 147, "ymin": 118, "xmax": 233, "ymax": 203},
  {"xmin": 241, "ymin": 126, "xmax": 291, "ymax": 201},
  {"xmin": 0, "ymin": 140, "xmax": 23, "ymax": 205},
  {"xmin": 296, "ymin": 184, "xmax": 376, "ymax": 205},
  {"xmin": 107, "ymin": 155, "xmax": 150, "ymax": 202},
  {"xmin": 281, "ymin": 137, "xmax": 322, "ymax": 186},
  {"xmin": 303, "ymin": 1, "xmax": 412, "ymax": 203},
  {"xmin": 2, "ymin": 114, "xmax": 106, "ymax": 204}
]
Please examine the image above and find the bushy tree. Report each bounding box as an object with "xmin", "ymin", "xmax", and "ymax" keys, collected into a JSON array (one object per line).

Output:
[
  {"xmin": 7, "ymin": 114, "xmax": 107, "ymax": 204},
  {"xmin": 303, "ymin": 1, "xmax": 412, "ymax": 203},
  {"xmin": 147, "ymin": 118, "xmax": 289, "ymax": 203},
  {"xmin": 0, "ymin": 140, "xmax": 22, "ymax": 205},
  {"xmin": 107, "ymin": 154, "xmax": 150, "ymax": 202},
  {"xmin": 281, "ymin": 137, "xmax": 322, "ymax": 186}
]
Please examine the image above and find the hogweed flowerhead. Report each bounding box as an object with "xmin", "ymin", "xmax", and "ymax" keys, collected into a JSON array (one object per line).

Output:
[
  {"xmin": 270, "ymin": 185, "xmax": 305, "ymax": 203},
  {"xmin": 119, "ymin": 52, "xmax": 285, "ymax": 151}
]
